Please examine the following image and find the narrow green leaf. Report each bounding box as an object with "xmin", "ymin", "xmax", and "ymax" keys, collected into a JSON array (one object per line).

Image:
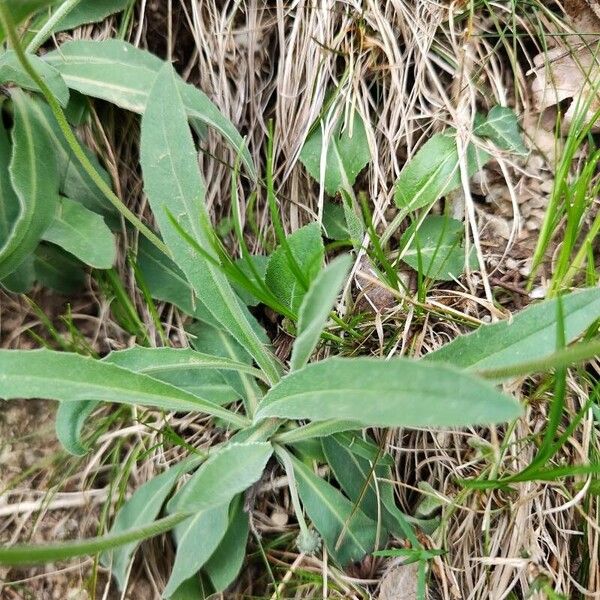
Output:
[
  {"xmin": 475, "ymin": 106, "xmax": 527, "ymax": 155},
  {"xmin": 290, "ymin": 254, "xmax": 352, "ymax": 371},
  {"xmin": 427, "ymin": 288, "xmax": 600, "ymax": 372},
  {"xmin": 203, "ymin": 497, "xmax": 249, "ymax": 593},
  {"xmin": 0, "ymin": 349, "xmax": 247, "ymax": 427},
  {"xmin": 274, "ymin": 420, "xmax": 361, "ymax": 445},
  {"xmin": 400, "ymin": 215, "xmax": 476, "ymax": 281},
  {"xmin": 291, "ymin": 453, "xmax": 377, "ymax": 565},
  {"xmin": 0, "ymin": 50, "xmax": 69, "ymax": 106},
  {"xmin": 265, "ymin": 223, "xmax": 324, "ymax": 314},
  {"xmin": 140, "ymin": 63, "xmax": 280, "ymax": 384},
  {"xmin": 0, "ymin": 90, "xmax": 60, "ymax": 279},
  {"xmin": 41, "ymin": 197, "xmax": 116, "ymax": 268},
  {"xmin": 256, "ymin": 357, "xmax": 521, "ymax": 428},
  {"xmin": 0, "ymin": 512, "xmax": 189, "ymax": 566},
  {"xmin": 300, "ymin": 110, "xmax": 370, "ymax": 195},
  {"xmin": 168, "ymin": 442, "xmax": 272, "ymax": 513},
  {"xmin": 164, "ymin": 503, "xmax": 230, "ymax": 598},
  {"xmin": 44, "ymin": 40, "xmax": 254, "ymax": 177},
  {"xmin": 394, "ymin": 133, "xmax": 488, "ymax": 211},
  {"xmin": 55, "ymin": 399, "xmax": 96, "ymax": 456},
  {"xmin": 102, "ymin": 461, "xmax": 197, "ymax": 590}
]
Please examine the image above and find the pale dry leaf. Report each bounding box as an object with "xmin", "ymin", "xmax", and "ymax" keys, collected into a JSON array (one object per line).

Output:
[{"xmin": 378, "ymin": 561, "xmax": 419, "ymax": 600}]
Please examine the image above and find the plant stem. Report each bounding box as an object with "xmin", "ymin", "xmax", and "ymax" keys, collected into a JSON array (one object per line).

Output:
[
  {"xmin": 0, "ymin": 4, "xmax": 168, "ymax": 255},
  {"xmin": 26, "ymin": 0, "xmax": 83, "ymax": 54}
]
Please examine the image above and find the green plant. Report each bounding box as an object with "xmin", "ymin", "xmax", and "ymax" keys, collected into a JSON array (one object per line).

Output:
[{"xmin": 1, "ymin": 41, "xmax": 600, "ymax": 596}]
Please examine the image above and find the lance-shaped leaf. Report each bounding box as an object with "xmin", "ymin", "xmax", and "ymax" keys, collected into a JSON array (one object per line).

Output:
[
  {"xmin": 0, "ymin": 349, "xmax": 246, "ymax": 427},
  {"xmin": 0, "ymin": 0, "xmax": 58, "ymax": 44},
  {"xmin": 0, "ymin": 91, "xmax": 60, "ymax": 279},
  {"xmin": 168, "ymin": 442, "xmax": 272, "ymax": 513},
  {"xmin": 427, "ymin": 288, "xmax": 600, "ymax": 372},
  {"xmin": 0, "ymin": 51, "xmax": 69, "ymax": 106},
  {"xmin": 140, "ymin": 63, "xmax": 280, "ymax": 384},
  {"xmin": 101, "ymin": 459, "xmax": 199, "ymax": 590},
  {"xmin": 44, "ymin": 40, "xmax": 253, "ymax": 177},
  {"xmin": 203, "ymin": 497, "xmax": 249, "ymax": 593},
  {"xmin": 394, "ymin": 133, "xmax": 488, "ymax": 211},
  {"xmin": 290, "ymin": 254, "xmax": 352, "ymax": 371},
  {"xmin": 42, "ymin": 197, "xmax": 116, "ymax": 268},
  {"xmin": 300, "ymin": 110, "xmax": 371, "ymax": 195},
  {"xmin": 44, "ymin": 0, "xmax": 129, "ymax": 34},
  {"xmin": 256, "ymin": 357, "xmax": 521, "ymax": 428},
  {"xmin": 164, "ymin": 502, "xmax": 230, "ymax": 598},
  {"xmin": 0, "ymin": 114, "xmax": 19, "ymax": 262},
  {"xmin": 291, "ymin": 453, "xmax": 378, "ymax": 565}
]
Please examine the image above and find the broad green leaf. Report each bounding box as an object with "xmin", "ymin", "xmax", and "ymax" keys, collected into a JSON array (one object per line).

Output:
[
  {"xmin": 101, "ymin": 461, "xmax": 196, "ymax": 590},
  {"xmin": 140, "ymin": 63, "xmax": 280, "ymax": 384},
  {"xmin": 322, "ymin": 201, "xmax": 349, "ymax": 240},
  {"xmin": 169, "ymin": 577, "xmax": 208, "ymax": 600},
  {"xmin": 0, "ymin": 349, "xmax": 246, "ymax": 426},
  {"xmin": 168, "ymin": 442, "xmax": 272, "ymax": 513},
  {"xmin": 290, "ymin": 254, "xmax": 352, "ymax": 371},
  {"xmin": 0, "ymin": 91, "xmax": 60, "ymax": 279},
  {"xmin": 300, "ymin": 110, "xmax": 370, "ymax": 195},
  {"xmin": 16, "ymin": 94, "xmax": 115, "ymax": 223},
  {"xmin": 291, "ymin": 453, "xmax": 377, "ymax": 565},
  {"xmin": 0, "ymin": 50, "xmax": 69, "ymax": 106},
  {"xmin": 427, "ymin": 288, "xmax": 600, "ymax": 372},
  {"xmin": 41, "ymin": 197, "xmax": 116, "ymax": 268},
  {"xmin": 0, "ymin": 0, "xmax": 58, "ymax": 43},
  {"xmin": 400, "ymin": 215, "xmax": 476, "ymax": 281},
  {"xmin": 44, "ymin": 40, "xmax": 254, "ymax": 177},
  {"xmin": 34, "ymin": 243, "xmax": 85, "ymax": 293},
  {"xmin": 475, "ymin": 106, "xmax": 527, "ymax": 155},
  {"xmin": 265, "ymin": 223, "xmax": 324, "ymax": 314},
  {"xmin": 256, "ymin": 357, "xmax": 521, "ymax": 427},
  {"xmin": 203, "ymin": 497, "xmax": 249, "ymax": 593},
  {"xmin": 164, "ymin": 503, "xmax": 230, "ymax": 598},
  {"xmin": 394, "ymin": 133, "xmax": 488, "ymax": 211},
  {"xmin": 55, "ymin": 399, "xmax": 97, "ymax": 456}
]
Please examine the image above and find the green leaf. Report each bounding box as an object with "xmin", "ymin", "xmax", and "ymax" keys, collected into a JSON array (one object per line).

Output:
[
  {"xmin": 168, "ymin": 577, "xmax": 208, "ymax": 600},
  {"xmin": 0, "ymin": 349, "xmax": 247, "ymax": 426},
  {"xmin": 231, "ymin": 255, "xmax": 268, "ymax": 307},
  {"xmin": 44, "ymin": 40, "xmax": 254, "ymax": 177},
  {"xmin": 300, "ymin": 110, "xmax": 370, "ymax": 195},
  {"xmin": 0, "ymin": 511, "xmax": 189, "ymax": 566},
  {"xmin": 0, "ymin": 0, "xmax": 57, "ymax": 43},
  {"xmin": 164, "ymin": 503, "xmax": 230, "ymax": 598},
  {"xmin": 14, "ymin": 93, "xmax": 115, "ymax": 223},
  {"xmin": 322, "ymin": 201, "xmax": 349, "ymax": 240},
  {"xmin": 140, "ymin": 63, "xmax": 280, "ymax": 384},
  {"xmin": 168, "ymin": 442, "xmax": 272, "ymax": 513},
  {"xmin": 291, "ymin": 453, "xmax": 377, "ymax": 565},
  {"xmin": 203, "ymin": 497, "xmax": 249, "ymax": 593},
  {"xmin": 41, "ymin": 197, "xmax": 116, "ymax": 268},
  {"xmin": 0, "ymin": 255, "xmax": 35, "ymax": 293},
  {"xmin": 475, "ymin": 106, "xmax": 527, "ymax": 155},
  {"xmin": 102, "ymin": 462, "xmax": 193, "ymax": 590},
  {"xmin": 33, "ymin": 243, "xmax": 85, "ymax": 293},
  {"xmin": 400, "ymin": 215, "xmax": 476, "ymax": 281},
  {"xmin": 0, "ymin": 50, "xmax": 69, "ymax": 106},
  {"xmin": 265, "ymin": 223, "xmax": 324, "ymax": 314},
  {"xmin": 55, "ymin": 399, "xmax": 97, "ymax": 456},
  {"xmin": 49, "ymin": 0, "xmax": 129, "ymax": 32},
  {"xmin": 256, "ymin": 357, "xmax": 522, "ymax": 427},
  {"xmin": 427, "ymin": 288, "xmax": 600, "ymax": 372},
  {"xmin": 0, "ymin": 111, "xmax": 18, "ymax": 245},
  {"xmin": 0, "ymin": 91, "xmax": 60, "ymax": 279},
  {"xmin": 394, "ymin": 133, "xmax": 489, "ymax": 211},
  {"xmin": 290, "ymin": 254, "xmax": 351, "ymax": 371}
]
